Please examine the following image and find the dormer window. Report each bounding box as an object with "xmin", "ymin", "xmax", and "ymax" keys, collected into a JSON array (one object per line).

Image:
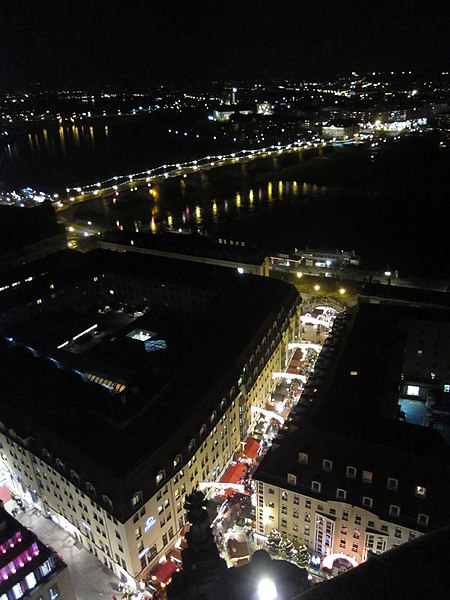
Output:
[
  {"xmin": 131, "ymin": 491, "xmax": 143, "ymax": 508},
  {"xmin": 362, "ymin": 496, "xmax": 373, "ymax": 508},
  {"xmin": 103, "ymin": 495, "xmax": 113, "ymax": 511},
  {"xmin": 346, "ymin": 466, "xmax": 357, "ymax": 479},
  {"xmin": 323, "ymin": 459, "xmax": 333, "ymax": 472},
  {"xmin": 86, "ymin": 482, "xmax": 96, "ymax": 496},
  {"xmin": 156, "ymin": 470, "xmax": 165, "ymax": 485},
  {"xmin": 387, "ymin": 478, "xmax": 398, "ymax": 491},
  {"xmin": 389, "ymin": 505, "xmax": 400, "ymax": 517},
  {"xmin": 417, "ymin": 513, "xmax": 429, "ymax": 527},
  {"xmin": 55, "ymin": 458, "xmax": 65, "ymax": 471},
  {"xmin": 415, "ymin": 485, "xmax": 426, "ymax": 498},
  {"xmin": 287, "ymin": 473, "xmax": 297, "ymax": 485},
  {"xmin": 299, "ymin": 452, "xmax": 308, "ymax": 465},
  {"xmin": 362, "ymin": 470, "xmax": 373, "ymax": 483}
]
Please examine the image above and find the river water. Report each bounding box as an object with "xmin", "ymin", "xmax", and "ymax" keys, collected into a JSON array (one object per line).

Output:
[{"xmin": 1, "ymin": 119, "xmax": 449, "ymax": 278}]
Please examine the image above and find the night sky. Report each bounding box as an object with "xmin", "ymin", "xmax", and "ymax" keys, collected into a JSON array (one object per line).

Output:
[{"xmin": 1, "ymin": 0, "xmax": 450, "ymax": 88}]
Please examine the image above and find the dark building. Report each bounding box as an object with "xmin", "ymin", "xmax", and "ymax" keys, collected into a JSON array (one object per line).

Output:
[
  {"xmin": 254, "ymin": 291, "xmax": 450, "ymax": 571},
  {"xmin": 94, "ymin": 230, "xmax": 270, "ymax": 276},
  {"xmin": 0, "ymin": 249, "xmax": 301, "ymax": 586},
  {"xmin": 0, "ymin": 202, "xmax": 67, "ymax": 272},
  {"xmin": 299, "ymin": 525, "xmax": 450, "ymax": 600},
  {"xmin": 0, "ymin": 503, "xmax": 76, "ymax": 599}
]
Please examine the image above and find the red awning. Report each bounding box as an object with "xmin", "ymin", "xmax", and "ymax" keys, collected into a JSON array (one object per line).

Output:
[
  {"xmin": 220, "ymin": 462, "xmax": 245, "ymax": 484},
  {"xmin": 244, "ymin": 437, "xmax": 260, "ymax": 461},
  {"xmin": 0, "ymin": 486, "xmax": 12, "ymax": 505},
  {"xmin": 151, "ymin": 559, "xmax": 178, "ymax": 584}
]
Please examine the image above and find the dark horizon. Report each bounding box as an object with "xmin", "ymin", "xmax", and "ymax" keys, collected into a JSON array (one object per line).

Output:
[{"xmin": 1, "ymin": 0, "xmax": 449, "ymax": 90}]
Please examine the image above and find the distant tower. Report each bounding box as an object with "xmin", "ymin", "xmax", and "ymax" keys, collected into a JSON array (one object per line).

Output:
[{"xmin": 225, "ymin": 87, "xmax": 237, "ymax": 105}]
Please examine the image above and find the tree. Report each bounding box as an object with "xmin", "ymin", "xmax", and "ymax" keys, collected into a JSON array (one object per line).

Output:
[
  {"xmin": 280, "ymin": 537, "xmax": 295, "ymax": 560},
  {"xmin": 266, "ymin": 529, "xmax": 283, "ymax": 556},
  {"xmin": 292, "ymin": 543, "xmax": 310, "ymax": 568}
]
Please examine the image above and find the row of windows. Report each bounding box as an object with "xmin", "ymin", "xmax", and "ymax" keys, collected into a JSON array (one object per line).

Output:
[
  {"xmin": 266, "ymin": 486, "xmax": 430, "ymax": 528},
  {"xmin": 297, "ymin": 457, "xmax": 427, "ymax": 498}
]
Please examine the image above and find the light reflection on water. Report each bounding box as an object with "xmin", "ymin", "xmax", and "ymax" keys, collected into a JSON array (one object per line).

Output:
[
  {"xmin": 79, "ymin": 178, "xmax": 337, "ymax": 259},
  {"xmin": 2, "ymin": 126, "xmax": 448, "ymax": 276}
]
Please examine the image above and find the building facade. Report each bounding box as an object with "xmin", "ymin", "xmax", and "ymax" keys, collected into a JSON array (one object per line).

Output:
[
  {"xmin": 0, "ymin": 249, "xmax": 301, "ymax": 586},
  {"xmin": 0, "ymin": 505, "xmax": 76, "ymax": 600},
  {"xmin": 254, "ymin": 299, "xmax": 450, "ymax": 570}
]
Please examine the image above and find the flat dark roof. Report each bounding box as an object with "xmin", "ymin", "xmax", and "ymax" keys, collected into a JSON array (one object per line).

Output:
[
  {"xmin": 101, "ymin": 230, "xmax": 267, "ymax": 266},
  {"xmin": 0, "ymin": 250, "xmax": 299, "ymax": 486},
  {"xmin": 255, "ymin": 301, "xmax": 450, "ymax": 530}
]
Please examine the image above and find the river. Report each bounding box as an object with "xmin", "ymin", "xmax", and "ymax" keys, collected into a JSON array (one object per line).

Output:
[{"xmin": 1, "ymin": 118, "xmax": 449, "ymax": 278}]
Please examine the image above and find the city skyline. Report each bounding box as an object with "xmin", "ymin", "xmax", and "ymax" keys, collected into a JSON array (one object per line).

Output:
[{"xmin": 1, "ymin": 0, "xmax": 450, "ymax": 89}]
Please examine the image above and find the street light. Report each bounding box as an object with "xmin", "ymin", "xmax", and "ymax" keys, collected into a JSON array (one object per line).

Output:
[
  {"xmin": 296, "ymin": 272, "xmax": 303, "ymax": 278},
  {"xmin": 314, "ymin": 284, "xmax": 320, "ymax": 291},
  {"xmin": 258, "ymin": 579, "xmax": 277, "ymax": 600},
  {"xmin": 339, "ymin": 288, "xmax": 346, "ymax": 295}
]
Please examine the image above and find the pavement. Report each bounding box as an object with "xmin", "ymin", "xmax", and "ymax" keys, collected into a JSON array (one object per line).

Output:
[{"xmin": 13, "ymin": 505, "xmax": 120, "ymax": 600}]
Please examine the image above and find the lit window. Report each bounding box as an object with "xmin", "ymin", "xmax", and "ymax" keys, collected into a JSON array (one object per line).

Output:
[
  {"xmin": 350, "ymin": 370, "xmax": 358, "ymax": 376},
  {"xmin": 415, "ymin": 486, "xmax": 426, "ymax": 498},
  {"xmin": 156, "ymin": 470, "xmax": 165, "ymax": 485},
  {"xmin": 362, "ymin": 470, "xmax": 373, "ymax": 483},
  {"xmin": 36, "ymin": 298, "xmax": 42, "ymax": 305},
  {"xmin": 287, "ymin": 473, "xmax": 297, "ymax": 485},
  {"xmin": 25, "ymin": 572, "xmax": 37, "ymax": 589},
  {"xmin": 299, "ymin": 452, "xmax": 308, "ymax": 465},
  {"xmin": 131, "ymin": 491, "xmax": 143, "ymax": 507},
  {"xmin": 407, "ymin": 385, "xmax": 420, "ymax": 396}
]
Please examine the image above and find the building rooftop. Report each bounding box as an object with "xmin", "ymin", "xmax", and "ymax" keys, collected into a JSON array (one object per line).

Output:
[
  {"xmin": 100, "ymin": 230, "xmax": 268, "ymax": 267},
  {"xmin": 299, "ymin": 525, "xmax": 450, "ymax": 600},
  {"xmin": 255, "ymin": 301, "xmax": 450, "ymax": 532},
  {"xmin": 0, "ymin": 249, "xmax": 300, "ymax": 520},
  {"xmin": 0, "ymin": 504, "xmax": 68, "ymax": 598},
  {"xmin": 0, "ymin": 201, "xmax": 64, "ymax": 253}
]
